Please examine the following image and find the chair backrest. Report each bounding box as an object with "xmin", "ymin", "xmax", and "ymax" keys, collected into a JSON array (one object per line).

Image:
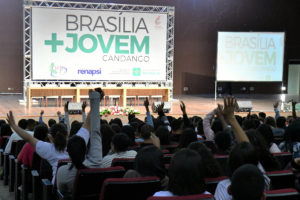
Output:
[
  {"xmin": 15, "ymin": 140, "xmax": 26, "ymax": 157},
  {"xmin": 147, "ymin": 194, "xmax": 215, "ymax": 200},
  {"xmin": 0, "ymin": 136, "xmax": 10, "ymax": 149},
  {"xmin": 72, "ymin": 166, "xmax": 125, "ymax": 200},
  {"xmin": 266, "ymin": 188, "xmax": 300, "ymax": 200},
  {"xmin": 163, "ymin": 154, "xmax": 173, "ymax": 165},
  {"xmin": 10, "ymin": 140, "xmax": 18, "ymax": 156},
  {"xmin": 266, "ymin": 170, "xmax": 295, "ymax": 190},
  {"xmin": 205, "ymin": 176, "xmax": 228, "ymax": 194},
  {"xmin": 39, "ymin": 158, "xmax": 53, "ymax": 180},
  {"xmin": 272, "ymin": 152, "xmax": 292, "ymax": 169},
  {"xmin": 111, "ymin": 158, "xmax": 135, "ymax": 171},
  {"xmin": 160, "ymin": 144, "xmax": 178, "ymax": 154},
  {"xmin": 214, "ymin": 155, "xmax": 229, "ymax": 176},
  {"xmin": 99, "ymin": 177, "xmax": 161, "ymax": 200}
]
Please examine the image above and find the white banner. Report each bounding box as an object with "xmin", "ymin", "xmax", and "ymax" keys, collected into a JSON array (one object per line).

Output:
[
  {"xmin": 217, "ymin": 32, "xmax": 285, "ymax": 82},
  {"xmin": 32, "ymin": 7, "xmax": 167, "ymax": 81}
]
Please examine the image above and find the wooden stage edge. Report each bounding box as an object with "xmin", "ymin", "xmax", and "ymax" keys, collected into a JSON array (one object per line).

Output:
[{"xmin": 0, "ymin": 94, "xmax": 298, "ymax": 122}]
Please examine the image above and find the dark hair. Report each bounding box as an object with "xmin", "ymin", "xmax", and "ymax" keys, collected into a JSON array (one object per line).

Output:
[
  {"xmin": 211, "ymin": 118, "xmax": 223, "ymax": 133},
  {"xmin": 282, "ymin": 119, "xmax": 300, "ymax": 155},
  {"xmin": 121, "ymin": 125, "xmax": 136, "ymax": 146},
  {"xmin": 0, "ymin": 120, "xmax": 6, "ymax": 126},
  {"xmin": 0, "ymin": 124, "xmax": 13, "ymax": 136},
  {"xmin": 257, "ymin": 124, "xmax": 274, "ymax": 148},
  {"xmin": 109, "ymin": 118, "xmax": 123, "ymax": 128},
  {"xmin": 235, "ymin": 115, "xmax": 243, "ymax": 126},
  {"xmin": 111, "ymin": 123, "xmax": 121, "ymax": 133},
  {"xmin": 18, "ymin": 119, "xmax": 28, "ymax": 129},
  {"xmin": 214, "ymin": 131, "xmax": 231, "ymax": 153},
  {"xmin": 69, "ymin": 121, "xmax": 83, "ymax": 137},
  {"xmin": 177, "ymin": 128, "xmax": 197, "ymax": 149},
  {"xmin": 27, "ymin": 119, "xmax": 36, "ymax": 131},
  {"xmin": 188, "ymin": 141, "xmax": 222, "ymax": 178},
  {"xmin": 67, "ymin": 135, "xmax": 87, "ymax": 170},
  {"xmin": 50, "ymin": 123, "xmax": 68, "ymax": 152},
  {"xmin": 135, "ymin": 145, "xmax": 166, "ymax": 179},
  {"xmin": 128, "ymin": 113, "xmax": 135, "ymax": 123},
  {"xmin": 258, "ymin": 112, "xmax": 266, "ymax": 120},
  {"xmin": 140, "ymin": 124, "xmax": 154, "ymax": 140},
  {"xmin": 246, "ymin": 130, "xmax": 280, "ymax": 171},
  {"xmin": 242, "ymin": 119, "xmax": 256, "ymax": 130},
  {"xmin": 231, "ymin": 164, "xmax": 265, "ymax": 200},
  {"xmin": 101, "ymin": 124, "xmax": 116, "ymax": 156},
  {"xmin": 112, "ymin": 133, "xmax": 130, "ymax": 152},
  {"xmin": 276, "ymin": 116, "xmax": 286, "ymax": 129},
  {"xmin": 265, "ymin": 116, "xmax": 276, "ymax": 127},
  {"xmin": 155, "ymin": 126, "xmax": 170, "ymax": 145},
  {"xmin": 171, "ymin": 119, "xmax": 183, "ymax": 132},
  {"xmin": 168, "ymin": 149, "xmax": 206, "ymax": 196},
  {"xmin": 48, "ymin": 119, "xmax": 56, "ymax": 128},
  {"xmin": 228, "ymin": 142, "xmax": 258, "ymax": 177},
  {"xmin": 34, "ymin": 124, "xmax": 48, "ymax": 141}
]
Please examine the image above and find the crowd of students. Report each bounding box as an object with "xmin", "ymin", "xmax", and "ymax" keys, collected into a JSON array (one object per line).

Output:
[{"xmin": 0, "ymin": 88, "xmax": 300, "ymax": 199}]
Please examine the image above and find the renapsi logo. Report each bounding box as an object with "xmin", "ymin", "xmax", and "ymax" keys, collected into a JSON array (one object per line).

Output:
[
  {"xmin": 49, "ymin": 63, "xmax": 67, "ymax": 77},
  {"xmin": 77, "ymin": 68, "xmax": 101, "ymax": 76}
]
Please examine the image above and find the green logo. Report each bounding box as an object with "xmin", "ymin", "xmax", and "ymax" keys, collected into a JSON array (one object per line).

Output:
[{"xmin": 132, "ymin": 68, "xmax": 141, "ymax": 76}]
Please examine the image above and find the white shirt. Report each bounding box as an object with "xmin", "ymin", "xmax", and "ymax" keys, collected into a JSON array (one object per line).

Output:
[
  {"xmin": 4, "ymin": 131, "xmax": 34, "ymax": 154},
  {"xmin": 154, "ymin": 191, "xmax": 211, "ymax": 197},
  {"xmin": 100, "ymin": 150, "xmax": 137, "ymax": 168},
  {"xmin": 269, "ymin": 143, "xmax": 281, "ymax": 153}
]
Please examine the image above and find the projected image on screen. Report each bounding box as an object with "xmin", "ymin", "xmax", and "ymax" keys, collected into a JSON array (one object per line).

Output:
[{"xmin": 216, "ymin": 32, "xmax": 285, "ymax": 82}]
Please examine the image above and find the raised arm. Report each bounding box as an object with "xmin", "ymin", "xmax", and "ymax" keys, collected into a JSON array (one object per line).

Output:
[
  {"xmin": 222, "ymin": 97, "xmax": 249, "ymax": 143},
  {"xmin": 144, "ymin": 97, "xmax": 154, "ymax": 127},
  {"xmin": 203, "ymin": 109, "xmax": 217, "ymax": 141},
  {"xmin": 216, "ymin": 104, "xmax": 228, "ymax": 130},
  {"xmin": 39, "ymin": 110, "xmax": 44, "ymax": 124},
  {"xmin": 6, "ymin": 111, "xmax": 39, "ymax": 148},
  {"xmin": 292, "ymin": 100, "xmax": 297, "ymax": 119},
  {"xmin": 82, "ymin": 101, "xmax": 87, "ymax": 123},
  {"xmin": 63, "ymin": 102, "xmax": 71, "ymax": 134},
  {"xmin": 180, "ymin": 101, "xmax": 190, "ymax": 128},
  {"xmin": 273, "ymin": 102, "xmax": 280, "ymax": 120}
]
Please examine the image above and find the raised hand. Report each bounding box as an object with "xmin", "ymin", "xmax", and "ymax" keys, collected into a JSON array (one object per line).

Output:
[
  {"xmin": 273, "ymin": 102, "xmax": 279, "ymax": 109},
  {"xmin": 82, "ymin": 101, "xmax": 87, "ymax": 112},
  {"xmin": 6, "ymin": 111, "xmax": 16, "ymax": 127},
  {"xmin": 156, "ymin": 102, "xmax": 165, "ymax": 114},
  {"xmin": 57, "ymin": 111, "xmax": 61, "ymax": 116},
  {"xmin": 64, "ymin": 101, "xmax": 69, "ymax": 113},
  {"xmin": 40, "ymin": 110, "xmax": 44, "ymax": 116},
  {"xmin": 144, "ymin": 97, "xmax": 150, "ymax": 112},
  {"xmin": 95, "ymin": 87, "xmax": 105, "ymax": 101},
  {"xmin": 180, "ymin": 101, "xmax": 186, "ymax": 115},
  {"xmin": 223, "ymin": 96, "xmax": 237, "ymax": 123},
  {"xmin": 215, "ymin": 104, "xmax": 224, "ymax": 119}
]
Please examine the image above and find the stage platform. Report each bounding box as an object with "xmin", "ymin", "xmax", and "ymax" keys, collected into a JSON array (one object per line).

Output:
[{"xmin": 0, "ymin": 94, "xmax": 298, "ymax": 122}]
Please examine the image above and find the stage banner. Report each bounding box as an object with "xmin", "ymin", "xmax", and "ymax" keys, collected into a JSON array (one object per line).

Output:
[
  {"xmin": 217, "ymin": 32, "xmax": 285, "ymax": 82},
  {"xmin": 32, "ymin": 7, "xmax": 167, "ymax": 81}
]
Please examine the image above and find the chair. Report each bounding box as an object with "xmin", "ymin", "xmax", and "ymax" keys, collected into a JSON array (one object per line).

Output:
[
  {"xmin": 111, "ymin": 158, "xmax": 135, "ymax": 171},
  {"xmin": 58, "ymin": 166, "xmax": 126, "ymax": 200},
  {"xmin": 272, "ymin": 152, "xmax": 292, "ymax": 169},
  {"xmin": 163, "ymin": 154, "xmax": 173, "ymax": 165},
  {"xmin": 214, "ymin": 155, "xmax": 229, "ymax": 176},
  {"xmin": 147, "ymin": 194, "xmax": 215, "ymax": 200},
  {"xmin": 266, "ymin": 170, "xmax": 295, "ymax": 190},
  {"xmin": 45, "ymin": 96, "xmax": 59, "ymax": 107},
  {"xmin": 14, "ymin": 159, "xmax": 22, "ymax": 200},
  {"xmin": 266, "ymin": 188, "xmax": 300, "ymax": 200},
  {"xmin": 161, "ymin": 144, "xmax": 178, "ymax": 154},
  {"xmin": 99, "ymin": 177, "xmax": 161, "ymax": 200},
  {"xmin": 205, "ymin": 176, "xmax": 228, "ymax": 194}
]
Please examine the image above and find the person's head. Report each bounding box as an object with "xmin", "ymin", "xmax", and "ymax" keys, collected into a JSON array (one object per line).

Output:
[
  {"xmin": 229, "ymin": 164, "xmax": 265, "ymax": 200},
  {"xmin": 135, "ymin": 145, "xmax": 166, "ymax": 179},
  {"xmin": 178, "ymin": 128, "xmax": 197, "ymax": 149},
  {"xmin": 101, "ymin": 124, "xmax": 116, "ymax": 156},
  {"xmin": 235, "ymin": 115, "xmax": 243, "ymax": 126},
  {"xmin": 140, "ymin": 124, "xmax": 154, "ymax": 140},
  {"xmin": 34, "ymin": 123, "xmax": 48, "ymax": 141},
  {"xmin": 67, "ymin": 135, "xmax": 87, "ymax": 170},
  {"xmin": 188, "ymin": 141, "xmax": 222, "ymax": 178},
  {"xmin": 111, "ymin": 133, "xmax": 130, "ymax": 153},
  {"xmin": 257, "ymin": 124, "xmax": 274, "ymax": 148},
  {"xmin": 155, "ymin": 126, "xmax": 170, "ymax": 145},
  {"xmin": 128, "ymin": 113, "xmax": 135, "ymax": 123},
  {"xmin": 214, "ymin": 131, "xmax": 231, "ymax": 153},
  {"xmin": 276, "ymin": 116, "xmax": 286, "ymax": 129},
  {"xmin": 171, "ymin": 119, "xmax": 184, "ymax": 133},
  {"xmin": 69, "ymin": 121, "xmax": 83, "ymax": 137},
  {"xmin": 111, "ymin": 123, "xmax": 121, "ymax": 133},
  {"xmin": 168, "ymin": 149, "xmax": 206, "ymax": 196},
  {"xmin": 211, "ymin": 119, "xmax": 223, "ymax": 133},
  {"xmin": 284, "ymin": 119, "xmax": 300, "ymax": 151},
  {"xmin": 265, "ymin": 116, "xmax": 276, "ymax": 127},
  {"xmin": 242, "ymin": 119, "xmax": 256, "ymax": 130},
  {"xmin": 26, "ymin": 119, "xmax": 36, "ymax": 131},
  {"xmin": 49, "ymin": 123, "xmax": 68, "ymax": 152},
  {"xmin": 228, "ymin": 142, "xmax": 258, "ymax": 177},
  {"xmin": 18, "ymin": 119, "xmax": 28, "ymax": 129},
  {"xmin": 258, "ymin": 112, "xmax": 266, "ymax": 121},
  {"xmin": 121, "ymin": 125, "xmax": 136, "ymax": 146},
  {"xmin": 48, "ymin": 119, "xmax": 56, "ymax": 128},
  {"xmin": 0, "ymin": 124, "xmax": 13, "ymax": 136},
  {"xmin": 109, "ymin": 118, "xmax": 123, "ymax": 128}
]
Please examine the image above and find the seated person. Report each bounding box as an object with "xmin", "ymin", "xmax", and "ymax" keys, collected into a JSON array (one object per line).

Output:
[
  {"xmin": 153, "ymin": 149, "xmax": 210, "ymax": 197},
  {"xmin": 100, "ymin": 133, "xmax": 137, "ymax": 168},
  {"xmin": 124, "ymin": 145, "xmax": 168, "ymax": 190},
  {"xmin": 139, "ymin": 124, "xmax": 160, "ymax": 148},
  {"xmin": 229, "ymin": 164, "xmax": 265, "ymax": 200}
]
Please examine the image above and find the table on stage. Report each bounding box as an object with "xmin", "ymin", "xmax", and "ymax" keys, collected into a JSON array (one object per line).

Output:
[{"xmin": 26, "ymin": 87, "xmax": 170, "ymax": 108}]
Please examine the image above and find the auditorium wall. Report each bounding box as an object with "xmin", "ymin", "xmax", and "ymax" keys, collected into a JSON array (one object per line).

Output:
[{"xmin": 1, "ymin": 0, "xmax": 300, "ymax": 95}]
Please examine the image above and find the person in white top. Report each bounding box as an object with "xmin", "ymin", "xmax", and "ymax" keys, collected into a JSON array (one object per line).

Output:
[
  {"xmin": 100, "ymin": 133, "xmax": 137, "ymax": 168},
  {"xmin": 153, "ymin": 149, "xmax": 210, "ymax": 197},
  {"xmin": 4, "ymin": 119, "xmax": 35, "ymax": 154}
]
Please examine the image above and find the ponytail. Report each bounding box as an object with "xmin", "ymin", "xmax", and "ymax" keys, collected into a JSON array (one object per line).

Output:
[
  {"xmin": 67, "ymin": 135, "xmax": 87, "ymax": 170},
  {"xmin": 50, "ymin": 123, "xmax": 68, "ymax": 152}
]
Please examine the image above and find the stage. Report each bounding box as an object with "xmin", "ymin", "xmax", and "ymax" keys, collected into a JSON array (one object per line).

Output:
[{"xmin": 0, "ymin": 94, "xmax": 297, "ymax": 123}]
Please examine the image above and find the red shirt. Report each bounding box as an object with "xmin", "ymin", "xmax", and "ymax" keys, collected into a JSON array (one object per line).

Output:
[{"xmin": 17, "ymin": 142, "xmax": 35, "ymax": 167}]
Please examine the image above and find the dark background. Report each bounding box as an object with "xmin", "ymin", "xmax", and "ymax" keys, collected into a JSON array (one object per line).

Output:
[{"xmin": 1, "ymin": 0, "xmax": 300, "ymax": 95}]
